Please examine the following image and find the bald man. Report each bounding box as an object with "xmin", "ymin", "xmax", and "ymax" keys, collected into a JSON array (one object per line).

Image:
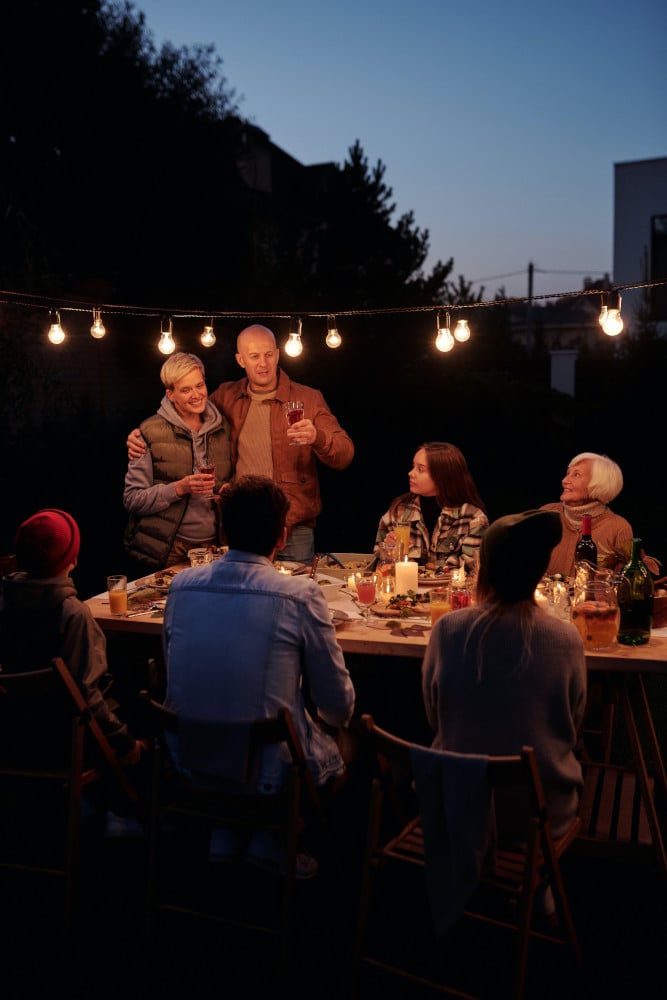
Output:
[{"xmin": 129, "ymin": 325, "xmax": 354, "ymax": 562}]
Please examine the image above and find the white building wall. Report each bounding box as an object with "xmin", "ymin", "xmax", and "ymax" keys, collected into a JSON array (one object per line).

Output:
[{"xmin": 614, "ymin": 157, "xmax": 667, "ymax": 325}]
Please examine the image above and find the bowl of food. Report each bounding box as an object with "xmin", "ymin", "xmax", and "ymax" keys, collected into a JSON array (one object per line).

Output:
[{"xmin": 318, "ymin": 553, "xmax": 375, "ymax": 581}]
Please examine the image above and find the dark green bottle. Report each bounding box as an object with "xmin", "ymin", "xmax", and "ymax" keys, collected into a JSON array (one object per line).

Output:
[{"xmin": 617, "ymin": 538, "xmax": 654, "ymax": 645}]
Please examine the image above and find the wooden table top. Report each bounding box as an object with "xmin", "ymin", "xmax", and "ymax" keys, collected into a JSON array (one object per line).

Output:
[{"xmin": 85, "ymin": 580, "xmax": 667, "ymax": 672}]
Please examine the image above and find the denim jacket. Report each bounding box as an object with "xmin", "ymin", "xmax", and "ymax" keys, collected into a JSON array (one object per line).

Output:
[{"xmin": 163, "ymin": 551, "xmax": 355, "ymax": 790}]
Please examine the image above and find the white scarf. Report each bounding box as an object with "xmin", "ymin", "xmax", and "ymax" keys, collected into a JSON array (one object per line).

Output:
[{"xmin": 560, "ymin": 500, "xmax": 608, "ymax": 532}]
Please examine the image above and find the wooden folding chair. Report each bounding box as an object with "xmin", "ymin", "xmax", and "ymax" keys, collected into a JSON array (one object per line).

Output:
[
  {"xmin": 0, "ymin": 656, "xmax": 142, "ymax": 933},
  {"xmin": 143, "ymin": 699, "xmax": 326, "ymax": 975},
  {"xmin": 351, "ymin": 715, "xmax": 582, "ymax": 1000}
]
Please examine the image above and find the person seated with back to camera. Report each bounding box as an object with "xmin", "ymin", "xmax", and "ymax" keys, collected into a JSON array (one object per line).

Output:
[
  {"xmin": 539, "ymin": 451, "xmax": 634, "ymax": 577},
  {"xmin": 374, "ymin": 441, "xmax": 489, "ymax": 577},
  {"xmin": 162, "ymin": 474, "xmax": 356, "ymax": 878},
  {"xmin": 422, "ymin": 508, "xmax": 587, "ymax": 919},
  {"xmin": 0, "ymin": 508, "xmax": 143, "ymax": 768}
]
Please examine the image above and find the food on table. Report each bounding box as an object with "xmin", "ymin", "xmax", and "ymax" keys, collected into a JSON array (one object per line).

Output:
[
  {"xmin": 373, "ymin": 591, "xmax": 431, "ymax": 618},
  {"xmin": 147, "ymin": 568, "xmax": 181, "ymax": 589}
]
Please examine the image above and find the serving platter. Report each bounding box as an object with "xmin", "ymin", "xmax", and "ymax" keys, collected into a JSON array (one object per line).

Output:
[
  {"xmin": 141, "ymin": 567, "xmax": 186, "ymax": 593},
  {"xmin": 370, "ymin": 599, "xmax": 430, "ymax": 619},
  {"xmin": 417, "ymin": 573, "xmax": 452, "ymax": 588}
]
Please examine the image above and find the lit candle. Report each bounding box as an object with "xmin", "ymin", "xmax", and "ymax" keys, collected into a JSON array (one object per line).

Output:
[
  {"xmin": 347, "ymin": 574, "xmax": 357, "ymax": 593},
  {"xmin": 395, "ymin": 559, "xmax": 418, "ymax": 594}
]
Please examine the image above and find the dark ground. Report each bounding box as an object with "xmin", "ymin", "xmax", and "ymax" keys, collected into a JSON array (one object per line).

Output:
[{"xmin": 2, "ymin": 761, "xmax": 666, "ymax": 1000}]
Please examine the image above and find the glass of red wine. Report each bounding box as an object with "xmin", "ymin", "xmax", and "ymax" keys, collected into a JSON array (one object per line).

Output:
[
  {"xmin": 196, "ymin": 456, "xmax": 215, "ymax": 498},
  {"xmin": 354, "ymin": 571, "xmax": 379, "ymax": 626},
  {"xmin": 284, "ymin": 400, "xmax": 305, "ymax": 445}
]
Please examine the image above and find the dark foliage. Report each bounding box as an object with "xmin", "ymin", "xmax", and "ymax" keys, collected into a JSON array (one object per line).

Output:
[{"xmin": 1, "ymin": 1, "xmax": 665, "ymax": 596}]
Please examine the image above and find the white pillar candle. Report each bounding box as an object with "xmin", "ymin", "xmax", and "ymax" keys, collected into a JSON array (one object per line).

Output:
[
  {"xmin": 347, "ymin": 574, "xmax": 357, "ymax": 593},
  {"xmin": 395, "ymin": 560, "xmax": 418, "ymax": 594}
]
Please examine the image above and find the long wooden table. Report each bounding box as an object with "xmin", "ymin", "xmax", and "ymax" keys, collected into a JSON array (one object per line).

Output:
[{"xmin": 85, "ymin": 582, "xmax": 667, "ymax": 877}]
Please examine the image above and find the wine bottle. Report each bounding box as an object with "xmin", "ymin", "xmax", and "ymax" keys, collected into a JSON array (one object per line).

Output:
[
  {"xmin": 575, "ymin": 514, "xmax": 597, "ymax": 568},
  {"xmin": 617, "ymin": 537, "xmax": 654, "ymax": 646}
]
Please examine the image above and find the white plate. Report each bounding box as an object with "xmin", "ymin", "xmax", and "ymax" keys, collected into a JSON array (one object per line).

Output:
[{"xmin": 329, "ymin": 608, "xmax": 350, "ymax": 625}]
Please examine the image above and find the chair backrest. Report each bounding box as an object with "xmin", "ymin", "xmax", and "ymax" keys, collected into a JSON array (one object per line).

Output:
[
  {"xmin": 143, "ymin": 698, "xmax": 325, "ymax": 974},
  {"xmin": 143, "ymin": 697, "xmax": 323, "ymax": 821},
  {"xmin": 353, "ymin": 714, "xmax": 582, "ymax": 1000},
  {"xmin": 0, "ymin": 656, "xmax": 139, "ymax": 804},
  {"xmin": 359, "ymin": 712, "xmax": 549, "ymax": 847}
]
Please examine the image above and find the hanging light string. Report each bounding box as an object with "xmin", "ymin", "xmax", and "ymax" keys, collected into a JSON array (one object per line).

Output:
[{"xmin": 1, "ymin": 277, "xmax": 664, "ymax": 348}]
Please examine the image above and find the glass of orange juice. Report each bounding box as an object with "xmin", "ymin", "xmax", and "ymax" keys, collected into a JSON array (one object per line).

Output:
[
  {"xmin": 429, "ymin": 585, "xmax": 452, "ymax": 626},
  {"xmin": 107, "ymin": 574, "xmax": 128, "ymax": 615},
  {"xmin": 393, "ymin": 524, "xmax": 411, "ymax": 559}
]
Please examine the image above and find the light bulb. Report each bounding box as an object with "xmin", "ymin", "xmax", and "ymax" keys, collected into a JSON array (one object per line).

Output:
[
  {"xmin": 435, "ymin": 328, "xmax": 454, "ymax": 353},
  {"xmin": 598, "ymin": 305, "xmax": 608, "ymax": 327},
  {"xmin": 284, "ymin": 332, "xmax": 303, "ymax": 357},
  {"xmin": 159, "ymin": 332, "xmax": 175, "ymax": 354},
  {"xmin": 602, "ymin": 309, "xmax": 623, "ymax": 336},
  {"xmin": 47, "ymin": 311, "xmax": 65, "ymax": 344},
  {"xmin": 90, "ymin": 308, "xmax": 106, "ymax": 339},
  {"xmin": 326, "ymin": 316, "xmax": 341, "ymax": 348},
  {"xmin": 454, "ymin": 319, "xmax": 471, "ymax": 342},
  {"xmin": 159, "ymin": 318, "xmax": 175, "ymax": 354},
  {"xmin": 200, "ymin": 324, "xmax": 216, "ymax": 347}
]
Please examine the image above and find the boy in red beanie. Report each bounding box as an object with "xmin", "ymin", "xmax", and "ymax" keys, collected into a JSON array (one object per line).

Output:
[{"xmin": 0, "ymin": 508, "xmax": 142, "ymax": 765}]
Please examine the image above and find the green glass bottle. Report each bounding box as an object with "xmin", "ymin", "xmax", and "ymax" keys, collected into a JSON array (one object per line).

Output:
[{"xmin": 617, "ymin": 538, "xmax": 654, "ymax": 645}]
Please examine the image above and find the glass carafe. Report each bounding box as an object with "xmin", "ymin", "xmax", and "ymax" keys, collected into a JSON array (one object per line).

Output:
[{"xmin": 570, "ymin": 574, "xmax": 620, "ymax": 651}]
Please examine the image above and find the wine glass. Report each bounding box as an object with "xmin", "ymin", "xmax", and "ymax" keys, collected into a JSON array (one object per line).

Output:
[
  {"xmin": 284, "ymin": 400, "xmax": 305, "ymax": 445},
  {"xmin": 354, "ymin": 571, "xmax": 378, "ymax": 626}
]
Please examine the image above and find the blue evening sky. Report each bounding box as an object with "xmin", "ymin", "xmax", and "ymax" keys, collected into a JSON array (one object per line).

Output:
[{"xmin": 135, "ymin": 0, "xmax": 665, "ymax": 303}]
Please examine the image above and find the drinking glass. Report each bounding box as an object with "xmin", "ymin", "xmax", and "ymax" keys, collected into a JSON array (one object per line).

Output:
[
  {"xmin": 354, "ymin": 571, "xmax": 378, "ymax": 626},
  {"xmin": 188, "ymin": 548, "xmax": 211, "ymax": 567},
  {"xmin": 429, "ymin": 585, "xmax": 452, "ymax": 625},
  {"xmin": 284, "ymin": 401, "xmax": 305, "ymax": 445},
  {"xmin": 393, "ymin": 524, "xmax": 411, "ymax": 559},
  {"xmin": 196, "ymin": 456, "xmax": 215, "ymax": 497},
  {"xmin": 107, "ymin": 574, "xmax": 128, "ymax": 615}
]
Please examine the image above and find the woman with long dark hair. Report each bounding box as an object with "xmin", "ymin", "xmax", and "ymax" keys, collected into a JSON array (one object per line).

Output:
[{"xmin": 374, "ymin": 442, "xmax": 488, "ymax": 575}]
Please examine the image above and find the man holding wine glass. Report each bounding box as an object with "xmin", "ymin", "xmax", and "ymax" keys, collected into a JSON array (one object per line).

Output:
[{"xmin": 127, "ymin": 325, "xmax": 354, "ymax": 564}]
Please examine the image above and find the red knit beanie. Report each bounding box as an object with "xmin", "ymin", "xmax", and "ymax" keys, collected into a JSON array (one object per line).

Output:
[{"xmin": 14, "ymin": 509, "xmax": 81, "ymax": 577}]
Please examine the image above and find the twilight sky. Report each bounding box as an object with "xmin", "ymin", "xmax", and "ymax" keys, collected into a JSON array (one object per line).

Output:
[{"xmin": 135, "ymin": 0, "xmax": 665, "ymax": 304}]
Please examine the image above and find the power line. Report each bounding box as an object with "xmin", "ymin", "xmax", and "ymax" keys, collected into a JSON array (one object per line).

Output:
[{"xmin": 471, "ymin": 266, "xmax": 609, "ymax": 285}]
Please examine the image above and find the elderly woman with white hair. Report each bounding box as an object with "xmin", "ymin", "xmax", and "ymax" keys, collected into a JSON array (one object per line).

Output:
[{"xmin": 539, "ymin": 451, "xmax": 633, "ymax": 576}]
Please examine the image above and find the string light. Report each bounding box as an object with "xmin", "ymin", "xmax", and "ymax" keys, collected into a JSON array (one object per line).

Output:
[
  {"xmin": 284, "ymin": 317, "xmax": 303, "ymax": 357},
  {"xmin": 598, "ymin": 292, "xmax": 608, "ymax": 328},
  {"xmin": 47, "ymin": 309, "xmax": 65, "ymax": 345},
  {"xmin": 454, "ymin": 318, "xmax": 471, "ymax": 342},
  {"xmin": 5, "ymin": 275, "xmax": 663, "ymax": 355},
  {"xmin": 90, "ymin": 307, "xmax": 106, "ymax": 339},
  {"xmin": 200, "ymin": 317, "xmax": 216, "ymax": 347},
  {"xmin": 435, "ymin": 311, "xmax": 454, "ymax": 353},
  {"xmin": 601, "ymin": 292, "xmax": 623, "ymax": 336},
  {"xmin": 325, "ymin": 315, "xmax": 342, "ymax": 349},
  {"xmin": 158, "ymin": 316, "xmax": 176, "ymax": 354}
]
